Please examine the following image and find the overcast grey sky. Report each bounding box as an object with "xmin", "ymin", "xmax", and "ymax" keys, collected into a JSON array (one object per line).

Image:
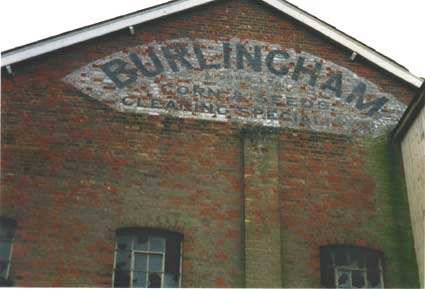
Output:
[{"xmin": 1, "ymin": 0, "xmax": 424, "ymax": 78}]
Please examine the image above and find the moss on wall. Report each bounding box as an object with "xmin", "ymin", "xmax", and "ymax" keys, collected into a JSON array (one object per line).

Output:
[{"xmin": 362, "ymin": 135, "xmax": 419, "ymax": 287}]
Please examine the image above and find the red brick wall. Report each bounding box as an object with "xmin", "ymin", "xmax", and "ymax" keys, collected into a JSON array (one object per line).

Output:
[
  {"xmin": 243, "ymin": 133, "xmax": 282, "ymax": 287},
  {"xmin": 1, "ymin": 0, "xmax": 419, "ymax": 287}
]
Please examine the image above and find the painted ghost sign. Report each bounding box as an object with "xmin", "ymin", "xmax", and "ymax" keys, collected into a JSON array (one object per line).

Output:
[{"xmin": 63, "ymin": 38, "xmax": 406, "ymax": 136}]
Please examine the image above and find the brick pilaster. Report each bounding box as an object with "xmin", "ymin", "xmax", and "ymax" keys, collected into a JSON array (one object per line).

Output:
[{"xmin": 242, "ymin": 131, "xmax": 282, "ymax": 287}]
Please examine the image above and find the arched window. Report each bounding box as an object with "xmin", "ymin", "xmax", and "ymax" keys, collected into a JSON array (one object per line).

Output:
[
  {"xmin": 0, "ymin": 217, "xmax": 17, "ymax": 286},
  {"xmin": 113, "ymin": 228, "xmax": 183, "ymax": 288},
  {"xmin": 320, "ymin": 245, "xmax": 384, "ymax": 288}
]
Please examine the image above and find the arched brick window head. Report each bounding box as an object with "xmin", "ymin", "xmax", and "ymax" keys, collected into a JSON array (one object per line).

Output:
[
  {"xmin": 320, "ymin": 245, "xmax": 384, "ymax": 288},
  {"xmin": 113, "ymin": 228, "xmax": 183, "ymax": 288}
]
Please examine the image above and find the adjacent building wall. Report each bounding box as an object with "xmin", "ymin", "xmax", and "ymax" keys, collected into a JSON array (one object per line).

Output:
[{"xmin": 401, "ymin": 103, "xmax": 425, "ymax": 288}]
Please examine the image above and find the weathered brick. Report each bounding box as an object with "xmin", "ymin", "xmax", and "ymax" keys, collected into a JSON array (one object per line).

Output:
[{"xmin": 0, "ymin": 0, "xmax": 420, "ymax": 287}]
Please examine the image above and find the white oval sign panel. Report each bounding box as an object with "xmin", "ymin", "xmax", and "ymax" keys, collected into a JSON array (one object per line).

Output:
[{"xmin": 63, "ymin": 38, "xmax": 406, "ymax": 136}]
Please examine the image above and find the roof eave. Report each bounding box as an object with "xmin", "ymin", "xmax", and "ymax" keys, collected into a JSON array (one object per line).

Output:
[
  {"xmin": 1, "ymin": 0, "xmax": 214, "ymax": 67},
  {"xmin": 392, "ymin": 83, "xmax": 425, "ymax": 142},
  {"xmin": 1, "ymin": 0, "xmax": 423, "ymax": 88}
]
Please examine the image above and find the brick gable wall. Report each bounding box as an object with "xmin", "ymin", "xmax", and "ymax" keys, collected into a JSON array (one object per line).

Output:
[{"xmin": 1, "ymin": 0, "xmax": 419, "ymax": 287}]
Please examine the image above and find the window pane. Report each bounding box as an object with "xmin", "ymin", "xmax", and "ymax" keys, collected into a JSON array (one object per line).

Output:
[
  {"xmin": 320, "ymin": 266, "xmax": 334, "ymax": 288},
  {"xmin": 134, "ymin": 235, "xmax": 148, "ymax": 251},
  {"xmin": 0, "ymin": 223, "xmax": 15, "ymax": 240},
  {"xmin": 135, "ymin": 254, "xmax": 148, "ymax": 271},
  {"xmin": 367, "ymin": 252, "xmax": 381, "ymax": 288},
  {"xmin": 164, "ymin": 273, "xmax": 179, "ymax": 288},
  {"xmin": 350, "ymin": 251, "xmax": 365, "ymax": 269},
  {"xmin": 367, "ymin": 268, "xmax": 382, "ymax": 288},
  {"xmin": 337, "ymin": 270, "xmax": 351, "ymax": 288},
  {"xmin": 148, "ymin": 272, "xmax": 162, "ymax": 288},
  {"xmin": 117, "ymin": 234, "xmax": 132, "ymax": 251},
  {"xmin": 133, "ymin": 271, "xmax": 147, "ymax": 288},
  {"xmin": 0, "ymin": 220, "xmax": 15, "ymax": 282},
  {"xmin": 165, "ymin": 235, "xmax": 181, "ymax": 274},
  {"xmin": 115, "ymin": 249, "xmax": 131, "ymax": 272},
  {"xmin": 367, "ymin": 279, "xmax": 382, "ymax": 289},
  {"xmin": 335, "ymin": 248, "xmax": 349, "ymax": 266},
  {"xmin": 320, "ymin": 247, "xmax": 335, "ymax": 287},
  {"xmin": 0, "ymin": 242, "xmax": 12, "ymax": 260},
  {"xmin": 367, "ymin": 252, "xmax": 379, "ymax": 271},
  {"xmin": 149, "ymin": 254, "xmax": 163, "ymax": 272},
  {"xmin": 0, "ymin": 260, "xmax": 9, "ymax": 279},
  {"xmin": 352, "ymin": 271, "xmax": 366, "ymax": 288},
  {"xmin": 149, "ymin": 237, "xmax": 165, "ymax": 252},
  {"xmin": 114, "ymin": 269, "xmax": 131, "ymax": 288}
]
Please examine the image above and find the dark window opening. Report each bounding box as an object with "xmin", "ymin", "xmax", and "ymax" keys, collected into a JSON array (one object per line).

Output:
[
  {"xmin": 320, "ymin": 245, "xmax": 384, "ymax": 288},
  {"xmin": 113, "ymin": 228, "xmax": 182, "ymax": 288},
  {"xmin": 0, "ymin": 218, "xmax": 17, "ymax": 287}
]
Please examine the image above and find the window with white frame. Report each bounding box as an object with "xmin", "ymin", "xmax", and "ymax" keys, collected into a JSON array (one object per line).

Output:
[
  {"xmin": 320, "ymin": 245, "xmax": 384, "ymax": 288},
  {"xmin": 0, "ymin": 218, "xmax": 16, "ymax": 286},
  {"xmin": 113, "ymin": 228, "xmax": 182, "ymax": 288}
]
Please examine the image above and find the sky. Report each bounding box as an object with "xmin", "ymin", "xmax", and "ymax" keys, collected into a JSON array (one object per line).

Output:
[{"xmin": 1, "ymin": 0, "xmax": 425, "ymax": 79}]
